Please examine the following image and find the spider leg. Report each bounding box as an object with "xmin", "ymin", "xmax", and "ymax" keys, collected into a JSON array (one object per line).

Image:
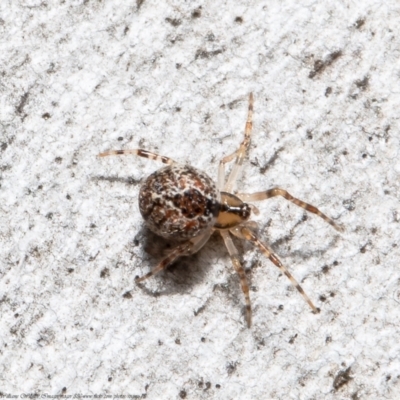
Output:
[
  {"xmin": 218, "ymin": 93, "xmax": 253, "ymax": 191},
  {"xmin": 135, "ymin": 241, "xmax": 192, "ymax": 282},
  {"xmin": 238, "ymin": 188, "xmax": 344, "ymax": 232},
  {"xmin": 135, "ymin": 230, "xmax": 213, "ymax": 282},
  {"xmin": 220, "ymin": 230, "xmax": 252, "ymax": 327},
  {"xmin": 99, "ymin": 149, "xmax": 176, "ymax": 165},
  {"xmin": 234, "ymin": 226, "xmax": 319, "ymax": 313},
  {"xmin": 187, "ymin": 228, "xmax": 215, "ymax": 255}
]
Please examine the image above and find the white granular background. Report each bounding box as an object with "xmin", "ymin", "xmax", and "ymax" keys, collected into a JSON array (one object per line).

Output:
[{"xmin": 1, "ymin": 1, "xmax": 400, "ymax": 399}]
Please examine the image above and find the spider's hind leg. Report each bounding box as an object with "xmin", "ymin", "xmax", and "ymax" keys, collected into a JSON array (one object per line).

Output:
[
  {"xmin": 231, "ymin": 225, "xmax": 319, "ymax": 314},
  {"xmin": 99, "ymin": 149, "xmax": 176, "ymax": 165},
  {"xmin": 135, "ymin": 241, "xmax": 192, "ymax": 282},
  {"xmin": 135, "ymin": 230, "xmax": 213, "ymax": 282}
]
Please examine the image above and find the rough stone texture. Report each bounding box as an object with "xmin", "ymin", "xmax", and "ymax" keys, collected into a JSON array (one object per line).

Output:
[{"xmin": 1, "ymin": 0, "xmax": 400, "ymax": 398}]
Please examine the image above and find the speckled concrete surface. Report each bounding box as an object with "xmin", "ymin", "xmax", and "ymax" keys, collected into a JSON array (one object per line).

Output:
[{"xmin": 1, "ymin": 1, "xmax": 400, "ymax": 398}]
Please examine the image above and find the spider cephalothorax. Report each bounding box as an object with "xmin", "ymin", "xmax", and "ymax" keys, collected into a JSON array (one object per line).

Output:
[{"xmin": 99, "ymin": 93, "xmax": 343, "ymax": 327}]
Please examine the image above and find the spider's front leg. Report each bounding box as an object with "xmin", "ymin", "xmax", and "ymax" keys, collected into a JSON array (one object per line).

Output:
[
  {"xmin": 218, "ymin": 93, "xmax": 254, "ymax": 192},
  {"xmin": 231, "ymin": 225, "xmax": 319, "ymax": 314},
  {"xmin": 238, "ymin": 188, "xmax": 344, "ymax": 232}
]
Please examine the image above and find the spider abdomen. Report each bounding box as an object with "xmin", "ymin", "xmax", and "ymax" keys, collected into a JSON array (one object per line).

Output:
[{"xmin": 139, "ymin": 164, "xmax": 220, "ymax": 240}]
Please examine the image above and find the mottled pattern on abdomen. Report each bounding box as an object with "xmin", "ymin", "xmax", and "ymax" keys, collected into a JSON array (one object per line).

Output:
[{"xmin": 139, "ymin": 165, "xmax": 220, "ymax": 240}]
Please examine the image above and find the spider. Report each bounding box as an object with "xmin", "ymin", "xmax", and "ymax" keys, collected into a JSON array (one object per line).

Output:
[{"xmin": 99, "ymin": 93, "xmax": 343, "ymax": 327}]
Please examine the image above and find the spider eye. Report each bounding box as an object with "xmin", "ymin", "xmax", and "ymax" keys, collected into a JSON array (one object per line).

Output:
[{"xmin": 242, "ymin": 204, "xmax": 251, "ymax": 219}]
